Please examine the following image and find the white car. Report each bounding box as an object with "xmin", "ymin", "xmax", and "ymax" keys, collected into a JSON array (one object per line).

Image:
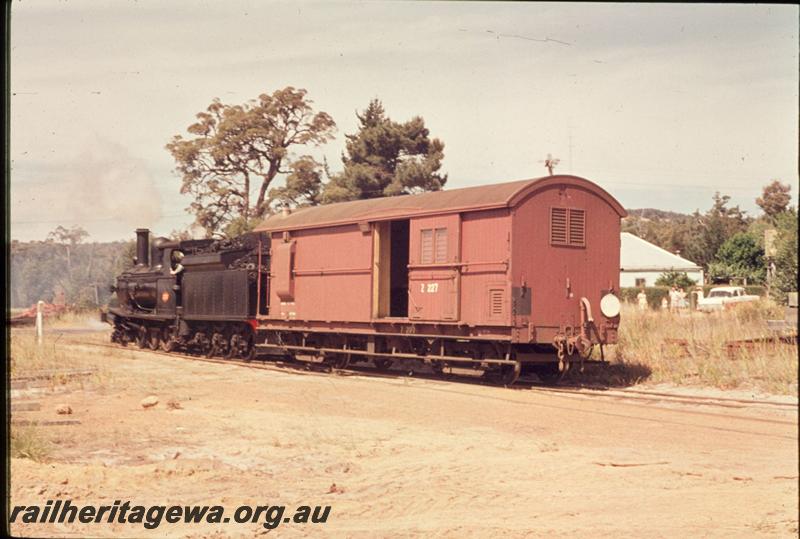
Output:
[{"xmin": 697, "ymin": 286, "xmax": 760, "ymax": 312}]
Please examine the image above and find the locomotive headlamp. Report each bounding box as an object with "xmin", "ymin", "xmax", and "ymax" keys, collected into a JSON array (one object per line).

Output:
[{"xmin": 600, "ymin": 293, "xmax": 621, "ymax": 318}]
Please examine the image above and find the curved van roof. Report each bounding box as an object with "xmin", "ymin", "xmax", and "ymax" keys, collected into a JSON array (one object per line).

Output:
[{"xmin": 256, "ymin": 174, "xmax": 626, "ymax": 232}]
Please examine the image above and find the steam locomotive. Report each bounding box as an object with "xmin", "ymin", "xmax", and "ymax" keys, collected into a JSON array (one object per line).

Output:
[{"xmin": 106, "ymin": 228, "xmax": 269, "ymax": 359}]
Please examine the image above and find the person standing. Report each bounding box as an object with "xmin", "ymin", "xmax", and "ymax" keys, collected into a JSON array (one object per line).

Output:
[{"xmin": 637, "ymin": 288, "xmax": 648, "ymax": 310}]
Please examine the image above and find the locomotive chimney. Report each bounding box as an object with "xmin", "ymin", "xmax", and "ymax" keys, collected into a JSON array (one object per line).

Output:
[{"xmin": 135, "ymin": 228, "xmax": 150, "ymax": 266}]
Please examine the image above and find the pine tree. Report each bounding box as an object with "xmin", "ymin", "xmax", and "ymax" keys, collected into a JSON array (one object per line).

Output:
[{"xmin": 323, "ymin": 100, "xmax": 446, "ymax": 203}]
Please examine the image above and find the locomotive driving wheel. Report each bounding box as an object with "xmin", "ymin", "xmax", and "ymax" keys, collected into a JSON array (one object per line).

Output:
[
  {"xmin": 193, "ymin": 331, "xmax": 210, "ymax": 357},
  {"xmin": 148, "ymin": 329, "xmax": 161, "ymax": 350},
  {"xmin": 136, "ymin": 326, "xmax": 148, "ymax": 349},
  {"xmin": 226, "ymin": 334, "xmax": 242, "ymax": 360},
  {"xmin": 161, "ymin": 338, "xmax": 176, "ymax": 353},
  {"xmin": 243, "ymin": 335, "xmax": 256, "ymax": 362},
  {"xmin": 206, "ymin": 332, "xmax": 222, "ymax": 358},
  {"xmin": 205, "ymin": 330, "xmax": 228, "ymax": 358},
  {"xmin": 111, "ymin": 326, "xmax": 129, "ymax": 346},
  {"xmin": 225, "ymin": 333, "xmax": 252, "ymax": 361},
  {"xmin": 160, "ymin": 328, "xmax": 176, "ymax": 353}
]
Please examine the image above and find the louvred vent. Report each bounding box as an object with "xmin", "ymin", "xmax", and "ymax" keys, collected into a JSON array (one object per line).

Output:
[
  {"xmin": 421, "ymin": 227, "xmax": 448, "ymax": 263},
  {"xmin": 569, "ymin": 209, "xmax": 585, "ymax": 247},
  {"xmin": 489, "ymin": 288, "xmax": 504, "ymax": 316},
  {"xmin": 550, "ymin": 207, "xmax": 586, "ymax": 247},
  {"xmin": 550, "ymin": 208, "xmax": 568, "ymax": 245},
  {"xmin": 421, "ymin": 229, "xmax": 434, "ymax": 263},
  {"xmin": 434, "ymin": 228, "xmax": 448, "ymax": 262}
]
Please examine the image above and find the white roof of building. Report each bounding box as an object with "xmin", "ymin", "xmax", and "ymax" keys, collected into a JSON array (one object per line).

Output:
[{"xmin": 620, "ymin": 232, "xmax": 702, "ymax": 272}]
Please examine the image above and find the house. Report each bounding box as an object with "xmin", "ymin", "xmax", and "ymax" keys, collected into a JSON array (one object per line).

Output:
[{"xmin": 620, "ymin": 232, "xmax": 704, "ymax": 287}]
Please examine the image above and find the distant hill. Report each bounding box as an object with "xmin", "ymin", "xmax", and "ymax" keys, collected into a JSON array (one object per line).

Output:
[{"xmin": 624, "ymin": 208, "xmax": 691, "ymax": 221}]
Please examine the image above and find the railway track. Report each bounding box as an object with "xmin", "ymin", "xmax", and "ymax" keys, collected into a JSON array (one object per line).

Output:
[
  {"xmin": 69, "ymin": 339, "xmax": 797, "ymax": 421},
  {"xmin": 519, "ymin": 382, "xmax": 798, "ymax": 411}
]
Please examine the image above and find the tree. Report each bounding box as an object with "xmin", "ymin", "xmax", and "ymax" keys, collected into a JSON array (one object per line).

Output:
[
  {"xmin": 322, "ymin": 99, "xmax": 446, "ymax": 203},
  {"xmin": 683, "ymin": 193, "xmax": 749, "ymax": 268},
  {"xmin": 47, "ymin": 225, "xmax": 89, "ymax": 273},
  {"xmin": 770, "ymin": 210, "xmax": 798, "ymax": 302},
  {"xmin": 10, "ymin": 227, "xmax": 134, "ymax": 309},
  {"xmin": 655, "ymin": 271, "xmax": 696, "ymax": 289},
  {"xmin": 756, "ymin": 180, "xmax": 792, "ymax": 220},
  {"xmin": 622, "ymin": 192, "xmax": 751, "ymax": 272},
  {"xmin": 707, "ymin": 231, "xmax": 765, "ymax": 284},
  {"xmin": 45, "ymin": 226, "xmax": 97, "ymax": 307},
  {"xmin": 166, "ymin": 87, "xmax": 336, "ymax": 236},
  {"xmin": 265, "ymin": 156, "xmax": 325, "ymax": 210}
]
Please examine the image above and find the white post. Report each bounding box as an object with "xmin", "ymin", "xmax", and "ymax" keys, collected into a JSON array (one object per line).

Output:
[{"xmin": 35, "ymin": 300, "xmax": 44, "ymax": 345}]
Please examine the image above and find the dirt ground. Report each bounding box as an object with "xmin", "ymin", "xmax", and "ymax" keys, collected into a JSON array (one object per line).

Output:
[{"xmin": 9, "ymin": 333, "xmax": 799, "ymax": 538}]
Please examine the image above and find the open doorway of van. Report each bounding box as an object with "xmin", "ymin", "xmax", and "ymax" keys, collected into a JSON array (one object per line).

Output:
[
  {"xmin": 389, "ymin": 220, "xmax": 409, "ymax": 316},
  {"xmin": 372, "ymin": 219, "xmax": 409, "ymax": 318}
]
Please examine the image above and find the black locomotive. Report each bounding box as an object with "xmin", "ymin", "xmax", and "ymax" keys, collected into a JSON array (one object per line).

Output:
[{"xmin": 106, "ymin": 228, "xmax": 269, "ymax": 359}]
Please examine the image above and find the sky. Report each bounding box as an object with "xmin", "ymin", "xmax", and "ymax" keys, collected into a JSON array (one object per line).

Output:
[{"xmin": 9, "ymin": 1, "xmax": 799, "ymax": 242}]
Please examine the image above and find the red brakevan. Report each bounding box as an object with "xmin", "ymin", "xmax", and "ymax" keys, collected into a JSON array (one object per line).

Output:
[{"xmin": 254, "ymin": 175, "xmax": 626, "ymax": 381}]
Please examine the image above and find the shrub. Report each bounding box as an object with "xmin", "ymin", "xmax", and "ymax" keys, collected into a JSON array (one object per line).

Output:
[
  {"xmin": 620, "ymin": 286, "xmax": 671, "ymax": 309},
  {"xmin": 770, "ymin": 211, "xmax": 798, "ymax": 304},
  {"xmin": 11, "ymin": 426, "xmax": 51, "ymax": 461},
  {"xmin": 655, "ymin": 271, "xmax": 697, "ymax": 289}
]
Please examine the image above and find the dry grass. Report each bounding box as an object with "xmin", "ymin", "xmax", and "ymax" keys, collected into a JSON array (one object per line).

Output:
[
  {"xmin": 10, "ymin": 425, "xmax": 53, "ymax": 461},
  {"xmin": 9, "ymin": 332, "xmax": 95, "ymax": 378},
  {"xmin": 10, "ymin": 330, "xmax": 113, "ymax": 463},
  {"xmin": 47, "ymin": 309, "xmax": 103, "ymax": 329},
  {"xmin": 599, "ymin": 300, "xmax": 798, "ymax": 395}
]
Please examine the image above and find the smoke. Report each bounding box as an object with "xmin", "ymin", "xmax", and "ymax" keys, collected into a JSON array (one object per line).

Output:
[{"xmin": 11, "ymin": 137, "xmax": 163, "ymax": 241}]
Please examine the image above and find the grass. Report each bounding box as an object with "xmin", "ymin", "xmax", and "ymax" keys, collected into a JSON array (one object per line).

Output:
[
  {"xmin": 47, "ymin": 309, "xmax": 103, "ymax": 329},
  {"xmin": 9, "ymin": 308, "xmax": 111, "ymax": 377},
  {"xmin": 10, "ymin": 425, "xmax": 52, "ymax": 461},
  {"xmin": 9, "ymin": 332, "xmax": 90, "ymax": 378},
  {"xmin": 595, "ymin": 300, "xmax": 798, "ymax": 396},
  {"xmin": 9, "ymin": 328, "xmax": 113, "ymax": 462}
]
